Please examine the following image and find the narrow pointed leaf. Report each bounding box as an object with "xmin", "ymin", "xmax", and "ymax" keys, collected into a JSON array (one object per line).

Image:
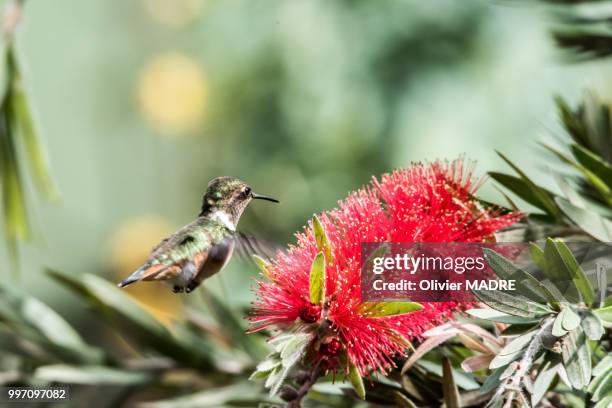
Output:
[
  {"xmin": 347, "ymin": 359, "xmax": 365, "ymax": 400},
  {"xmin": 498, "ymin": 330, "xmax": 536, "ymax": 357},
  {"xmin": 489, "ymin": 171, "xmax": 557, "ymax": 215},
  {"xmin": 442, "ymin": 357, "xmax": 461, "ymax": 408},
  {"xmin": 461, "ymin": 354, "xmax": 494, "ymax": 372},
  {"xmin": 11, "ymin": 57, "xmax": 58, "ymax": 200},
  {"xmin": 554, "ymin": 240, "xmax": 595, "ymax": 306},
  {"xmin": 591, "ymin": 372, "xmax": 612, "ymax": 402},
  {"xmin": 555, "ymin": 174, "xmax": 586, "ymax": 208},
  {"xmin": 280, "ymin": 333, "xmax": 312, "ymax": 368},
  {"xmin": 593, "ymin": 305, "xmax": 612, "ymax": 324},
  {"xmin": 529, "ymin": 243, "xmax": 547, "ymax": 272},
  {"xmin": 556, "ymin": 197, "xmax": 612, "ymax": 241},
  {"xmin": 473, "ymin": 289, "xmax": 552, "ymax": 318},
  {"xmin": 358, "ymin": 301, "xmax": 423, "ymax": 318},
  {"xmin": 252, "ymin": 254, "xmax": 272, "ymax": 280},
  {"xmin": 309, "ymin": 252, "xmax": 325, "ymax": 305},
  {"xmin": 595, "ymin": 396, "xmax": 612, "ymax": 408},
  {"xmin": 0, "ymin": 284, "xmax": 104, "ymax": 364},
  {"xmin": 571, "ymin": 144, "xmax": 612, "ymax": 191},
  {"xmin": 466, "ymin": 308, "xmax": 539, "ymax": 324},
  {"xmin": 34, "ymin": 365, "xmax": 150, "ymax": 385},
  {"xmin": 483, "ymin": 248, "xmax": 556, "ymax": 304},
  {"xmin": 312, "ymin": 215, "xmax": 332, "ymax": 264},
  {"xmin": 532, "ymin": 361, "xmax": 558, "ymax": 406},
  {"xmin": 593, "ymin": 356, "xmax": 612, "ymax": 378},
  {"xmin": 481, "ymin": 367, "xmax": 504, "ymax": 394},
  {"xmin": 496, "ymin": 152, "xmax": 560, "ymax": 217},
  {"xmin": 392, "ymin": 391, "xmax": 418, "ymax": 408},
  {"xmin": 561, "ymin": 327, "xmax": 591, "ymax": 389},
  {"xmin": 48, "ymin": 270, "xmax": 213, "ymax": 367},
  {"xmin": 401, "ymin": 332, "xmax": 456, "ymax": 373},
  {"xmin": 489, "ymin": 349, "xmax": 523, "ymax": 369},
  {"xmin": 543, "ymin": 143, "xmax": 612, "ymax": 205},
  {"xmin": 269, "ymin": 365, "xmax": 291, "ymax": 396}
]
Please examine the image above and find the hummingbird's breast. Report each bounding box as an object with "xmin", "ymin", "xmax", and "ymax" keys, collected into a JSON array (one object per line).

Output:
[
  {"xmin": 204, "ymin": 237, "xmax": 235, "ymax": 276},
  {"xmin": 184, "ymin": 237, "xmax": 235, "ymax": 292}
]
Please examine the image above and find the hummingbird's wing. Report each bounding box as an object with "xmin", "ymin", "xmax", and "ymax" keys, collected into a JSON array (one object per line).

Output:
[
  {"xmin": 233, "ymin": 231, "xmax": 282, "ymax": 262},
  {"xmin": 118, "ymin": 218, "xmax": 227, "ymax": 288}
]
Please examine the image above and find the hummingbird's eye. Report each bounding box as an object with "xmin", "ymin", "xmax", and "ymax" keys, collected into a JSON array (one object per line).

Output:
[{"xmin": 242, "ymin": 187, "xmax": 252, "ymax": 198}]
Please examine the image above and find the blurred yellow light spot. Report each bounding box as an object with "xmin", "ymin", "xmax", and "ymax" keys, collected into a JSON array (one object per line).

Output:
[
  {"xmin": 142, "ymin": 0, "xmax": 203, "ymax": 27},
  {"xmin": 109, "ymin": 215, "xmax": 183, "ymax": 325},
  {"xmin": 138, "ymin": 53, "xmax": 207, "ymax": 136}
]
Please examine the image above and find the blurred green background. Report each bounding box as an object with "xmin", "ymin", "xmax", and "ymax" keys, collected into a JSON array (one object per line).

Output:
[{"xmin": 1, "ymin": 0, "xmax": 612, "ymax": 325}]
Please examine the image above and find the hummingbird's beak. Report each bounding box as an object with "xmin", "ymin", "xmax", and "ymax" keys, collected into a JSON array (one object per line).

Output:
[{"xmin": 252, "ymin": 193, "xmax": 279, "ymax": 203}]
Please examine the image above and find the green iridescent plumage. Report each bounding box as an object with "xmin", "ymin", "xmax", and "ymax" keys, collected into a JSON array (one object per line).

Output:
[{"xmin": 117, "ymin": 176, "xmax": 278, "ymax": 293}]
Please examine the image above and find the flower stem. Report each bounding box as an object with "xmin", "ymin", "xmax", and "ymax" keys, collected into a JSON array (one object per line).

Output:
[
  {"xmin": 495, "ymin": 317, "xmax": 554, "ymax": 407},
  {"xmin": 286, "ymin": 365, "xmax": 322, "ymax": 408}
]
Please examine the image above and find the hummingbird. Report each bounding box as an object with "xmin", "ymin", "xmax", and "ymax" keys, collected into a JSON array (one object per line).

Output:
[{"xmin": 117, "ymin": 176, "xmax": 279, "ymax": 293}]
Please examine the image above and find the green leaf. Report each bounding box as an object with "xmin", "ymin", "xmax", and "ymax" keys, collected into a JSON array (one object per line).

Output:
[
  {"xmin": 496, "ymin": 151, "xmax": 561, "ymax": 217},
  {"xmin": 489, "ymin": 171, "xmax": 558, "ymax": 215},
  {"xmin": 48, "ymin": 270, "xmax": 212, "ymax": 367},
  {"xmin": 593, "ymin": 305, "xmax": 612, "ymax": 323},
  {"xmin": 10, "ymin": 53, "xmax": 58, "ymax": 200},
  {"xmin": 312, "ymin": 215, "xmax": 332, "ymax": 264},
  {"xmin": 473, "ymin": 289, "xmax": 552, "ymax": 318},
  {"xmin": 249, "ymin": 357, "xmax": 281, "ymax": 380},
  {"xmin": 529, "ymin": 242, "xmax": 547, "ymax": 271},
  {"xmin": 252, "ymin": 254, "xmax": 272, "ymax": 280},
  {"xmin": 0, "ymin": 283, "xmax": 104, "ymax": 364},
  {"xmin": 347, "ymin": 359, "xmax": 365, "ymax": 400},
  {"xmin": 392, "ymin": 391, "xmax": 418, "ymax": 408},
  {"xmin": 466, "ymin": 308, "xmax": 539, "ymax": 324},
  {"xmin": 561, "ymin": 307, "xmax": 581, "ymax": 331},
  {"xmin": 0, "ymin": 40, "xmax": 9, "ymax": 102},
  {"xmin": 268, "ymin": 365, "xmax": 291, "ymax": 397},
  {"xmin": 489, "ymin": 349, "xmax": 522, "ymax": 369},
  {"xmin": 543, "ymin": 238, "xmax": 573, "ymax": 283},
  {"xmin": 34, "ymin": 365, "xmax": 151, "ymax": 385},
  {"xmin": 543, "ymin": 143, "xmax": 612, "ymax": 205},
  {"xmin": 280, "ymin": 332, "xmax": 312, "ymax": 368},
  {"xmin": 554, "ymin": 174, "xmax": 587, "ymax": 208},
  {"xmin": 554, "ymin": 240, "xmax": 595, "ymax": 306},
  {"xmin": 498, "ymin": 330, "xmax": 537, "ymax": 357},
  {"xmin": 483, "ymin": 248, "xmax": 557, "ymax": 304},
  {"xmin": 556, "ymin": 197, "xmax": 612, "ymax": 241},
  {"xmin": 561, "ymin": 327, "xmax": 591, "ymax": 389},
  {"xmin": 553, "ymin": 310, "xmax": 569, "ymax": 337},
  {"xmin": 532, "ymin": 361, "xmax": 558, "ymax": 406},
  {"xmin": 309, "ymin": 252, "xmax": 325, "ymax": 305},
  {"xmin": 595, "ymin": 395, "xmax": 612, "ymax": 408},
  {"xmin": 590, "ymin": 371, "xmax": 612, "ymax": 402},
  {"xmin": 481, "ymin": 367, "xmax": 504, "ymax": 394},
  {"xmin": 442, "ymin": 357, "xmax": 461, "ymax": 408},
  {"xmin": 501, "ymin": 323, "xmax": 538, "ymax": 336},
  {"xmin": 571, "ymin": 144, "xmax": 612, "ymax": 195},
  {"xmin": 138, "ymin": 383, "xmax": 259, "ymax": 408},
  {"xmin": 593, "ymin": 356, "xmax": 612, "ymax": 378},
  {"xmin": 358, "ymin": 301, "xmax": 423, "ymax": 317},
  {"xmin": 0, "ymin": 108, "xmax": 29, "ymax": 268}
]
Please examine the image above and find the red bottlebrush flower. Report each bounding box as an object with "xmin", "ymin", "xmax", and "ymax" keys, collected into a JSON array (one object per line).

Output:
[
  {"xmin": 250, "ymin": 159, "xmax": 521, "ymax": 376},
  {"xmin": 298, "ymin": 304, "xmax": 322, "ymax": 323},
  {"xmin": 319, "ymin": 337, "xmax": 342, "ymax": 357}
]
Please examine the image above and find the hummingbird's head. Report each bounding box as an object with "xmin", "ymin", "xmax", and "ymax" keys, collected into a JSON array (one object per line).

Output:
[{"xmin": 199, "ymin": 176, "xmax": 278, "ymax": 229}]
